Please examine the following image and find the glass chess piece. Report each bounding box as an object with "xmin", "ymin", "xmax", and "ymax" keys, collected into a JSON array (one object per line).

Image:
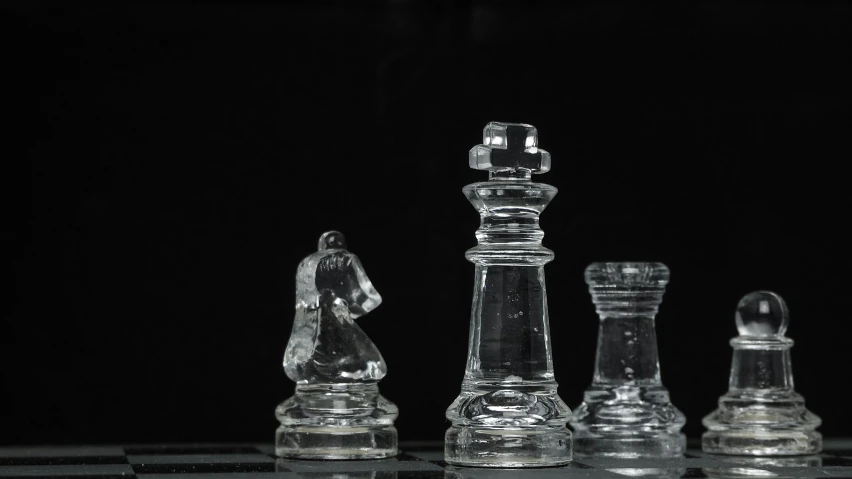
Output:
[
  {"xmin": 702, "ymin": 454, "xmax": 822, "ymax": 479},
  {"xmin": 444, "ymin": 122, "xmax": 572, "ymax": 467},
  {"xmin": 570, "ymin": 262, "xmax": 686, "ymax": 458},
  {"xmin": 702, "ymin": 291, "xmax": 822, "ymax": 455},
  {"xmin": 275, "ymin": 231, "xmax": 398, "ymax": 459}
]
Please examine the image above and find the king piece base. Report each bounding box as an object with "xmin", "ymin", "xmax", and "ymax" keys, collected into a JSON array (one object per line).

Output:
[
  {"xmin": 275, "ymin": 425, "xmax": 398, "ymax": 460},
  {"xmin": 444, "ymin": 426, "xmax": 572, "ymax": 468}
]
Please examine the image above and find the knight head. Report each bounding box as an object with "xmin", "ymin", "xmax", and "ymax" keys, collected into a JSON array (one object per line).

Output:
[{"xmin": 314, "ymin": 231, "xmax": 382, "ymax": 318}]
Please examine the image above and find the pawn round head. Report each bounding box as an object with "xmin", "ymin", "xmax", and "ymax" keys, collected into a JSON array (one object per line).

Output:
[
  {"xmin": 318, "ymin": 231, "xmax": 347, "ymax": 251},
  {"xmin": 735, "ymin": 291, "xmax": 789, "ymax": 337}
]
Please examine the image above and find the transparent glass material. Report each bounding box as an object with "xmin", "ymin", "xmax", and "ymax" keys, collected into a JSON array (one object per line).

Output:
[
  {"xmin": 702, "ymin": 291, "xmax": 821, "ymax": 456},
  {"xmin": 605, "ymin": 468, "xmax": 687, "ymax": 478},
  {"xmin": 445, "ymin": 122, "xmax": 572, "ymax": 468},
  {"xmin": 570, "ymin": 262, "xmax": 686, "ymax": 458},
  {"xmin": 701, "ymin": 454, "xmax": 822, "ymax": 478},
  {"xmin": 275, "ymin": 231, "xmax": 398, "ymax": 459}
]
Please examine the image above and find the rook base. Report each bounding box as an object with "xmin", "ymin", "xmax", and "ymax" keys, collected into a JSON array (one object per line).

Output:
[
  {"xmin": 573, "ymin": 431, "xmax": 686, "ymax": 458},
  {"xmin": 702, "ymin": 430, "xmax": 821, "ymax": 456}
]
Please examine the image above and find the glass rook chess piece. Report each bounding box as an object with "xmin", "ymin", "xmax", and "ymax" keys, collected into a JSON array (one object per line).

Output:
[
  {"xmin": 570, "ymin": 262, "xmax": 686, "ymax": 457},
  {"xmin": 275, "ymin": 231, "xmax": 398, "ymax": 459},
  {"xmin": 702, "ymin": 291, "xmax": 821, "ymax": 455},
  {"xmin": 444, "ymin": 122, "xmax": 572, "ymax": 467}
]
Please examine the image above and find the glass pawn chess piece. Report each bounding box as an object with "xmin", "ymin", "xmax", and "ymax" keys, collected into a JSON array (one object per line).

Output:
[
  {"xmin": 570, "ymin": 262, "xmax": 686, "ymax": 458},
  {"xmin": 444, "ymin": 122, "xmax": 572, "ymax": 468},
  {"xmin": 275, "ymin": 231, "xmax": 398, "ymax": 459},
  {"xmin": 702, "ymin": 291, "xmax": 822, "ymax": 455}
]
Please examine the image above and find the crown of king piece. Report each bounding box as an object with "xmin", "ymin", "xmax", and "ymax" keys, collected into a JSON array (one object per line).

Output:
[{"xmin": 468, "ymin": 122, "xmax": 552, "ymax": 174}]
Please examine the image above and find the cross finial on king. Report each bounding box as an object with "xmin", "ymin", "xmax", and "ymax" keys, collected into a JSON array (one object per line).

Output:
[{"xmin": 469, "ymin": 122, "xmax": 552, "ymax": 178}]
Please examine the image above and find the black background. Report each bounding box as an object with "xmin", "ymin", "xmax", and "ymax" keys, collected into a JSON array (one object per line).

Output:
[{"xmin": 5, "ymin": 1, "xmax": 851, "ymax": 445}]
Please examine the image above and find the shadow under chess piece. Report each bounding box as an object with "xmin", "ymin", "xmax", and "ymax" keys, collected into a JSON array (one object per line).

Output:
[
  {"xmin": 275, "ymin": 231, "xmax": 398, "ymax": 459},
  {"xmin": 702, "ymin": 291, "xmax": 822, "ymax": 456},
  {"xmin": 570, "ymin": 262, "xmax": 686, "ymax": 458},
  {"xmin": 444, "ymin": 122, "xmax": 572, "ymax": 467}
]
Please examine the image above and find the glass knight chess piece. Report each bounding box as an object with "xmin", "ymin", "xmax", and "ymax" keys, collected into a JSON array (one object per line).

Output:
[
  {"xmin": 444, "ymin": 122, "xmax": 572, "ymax": 467},
  {"xmin": 570, "ymin": 262, "xmax": 686, "ymax": 458},
  {"xmin": 702, "ymin": 291, "xmax": 822, "ymax": 455},
  {"xmin": 275, "ymin": 231, "xmax": 398, "ymax": 459}
]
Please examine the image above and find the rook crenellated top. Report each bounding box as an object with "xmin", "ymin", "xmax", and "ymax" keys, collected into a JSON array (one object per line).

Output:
[{"xmin": 585, "ymin": 262, "xmax": 670, "ymax": 318}]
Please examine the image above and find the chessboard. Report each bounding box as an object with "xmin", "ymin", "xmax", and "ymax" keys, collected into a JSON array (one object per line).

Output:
[{"xmin": 2, "ymin": 441, "xmax": 852, "ymax": 479}]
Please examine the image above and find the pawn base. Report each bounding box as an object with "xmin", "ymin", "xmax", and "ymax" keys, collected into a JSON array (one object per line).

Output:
[
  {"xmin": 444, "ymin": 426, "xmax": 572, "ymax": 467},
  {"xmin": 275, "ymin": 425, "xmax": 398, "ymax": 460},
  {"xmin": 573, "ymin": 431, "xmax": 686, "ymax": 458},
  {"xmin": 702, "ymin": 430, "xmax": 822, "ymax": 456}
]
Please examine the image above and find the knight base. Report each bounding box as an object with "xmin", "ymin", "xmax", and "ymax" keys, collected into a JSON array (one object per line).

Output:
[
  {"xmin": 276, "ymin": 425, "xmax": 398, "ymax": 460},
  {"xmin": 573, "ymin": 431, "xmax": 686, "ymax": 458},
  {"xmin": 275, "ymin": 383, "xmax": 399, "ymax": 460},
  {"xmin": 444, "ymin": 426, "xmax": 572, "ymax": 468},
  {"xmin": 702, "ymin": 429, "xmax": 822, "ymax": 456}
]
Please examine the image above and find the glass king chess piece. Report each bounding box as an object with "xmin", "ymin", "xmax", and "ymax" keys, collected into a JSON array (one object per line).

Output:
[
  {"xmin": 570, "ymin": 262, "xmax": 686, "ymax": 457},
  {"xmin": 275, "ymin": 231, "xmax": 398, "ymax": 459},
  {"xmin": 444, "ymin": 122, "xmax": 572, "ymax": 467},
  {"xmin": 702, "ymin": 291, "xmax": 822, "ymax": 455}
]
